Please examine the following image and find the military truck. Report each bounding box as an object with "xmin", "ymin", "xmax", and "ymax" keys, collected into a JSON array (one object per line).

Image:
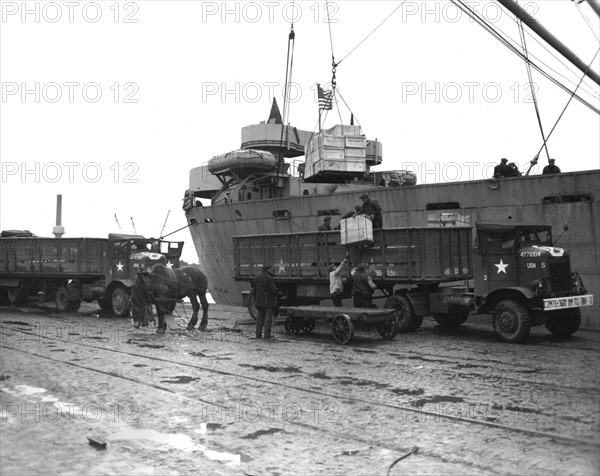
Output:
[
  {"xmin": 0, "ymin": 232, "xmax": 183, "ymax": 316},
  {"xmin": 233, "ymin": 222, "xmax": 592, "ymax": 343}
]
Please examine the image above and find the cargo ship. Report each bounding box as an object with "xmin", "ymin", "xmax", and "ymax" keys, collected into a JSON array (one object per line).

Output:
[{"xmin": 183, "ymin": 1, "xmax": 600, "ymax": 328}]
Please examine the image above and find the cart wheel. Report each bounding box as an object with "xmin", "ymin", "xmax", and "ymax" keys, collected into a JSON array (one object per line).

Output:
[
  {"xmin": 378, "ymin": 315, "xmax": 399, "ymax": 340},
  {"xmin": 284, "ymin": 316, "xmax": 301, "ymax": 335},
  {"xmin": 332, "ymin": 314, "xmax": 354, "ymax": 345},
  {"xmin": 301, "ymin": 318, "xmax": 316, "ymax": 333}
]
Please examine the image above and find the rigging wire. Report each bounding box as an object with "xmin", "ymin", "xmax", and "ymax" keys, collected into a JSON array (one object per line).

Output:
[
  {"xmin": 532, "ymin": 47, "xmax": 600, "ymax": 166},
  {"xmin": 573, "ymin": 0, "xmax": 600, "ymax": 42},
  {"xmin": 337, "ymin": 1, "xmax": 406, "ymax": 65},
  {"xmin": 451, "ymin": 0, "xmax": 600, "ymax": 115},
  {"xmin": 517, "ymin": 17, "xmax": 551, "ymax": 161}
]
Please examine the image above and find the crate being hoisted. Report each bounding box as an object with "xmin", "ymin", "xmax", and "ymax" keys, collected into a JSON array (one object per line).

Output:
[
  {"xmin": 303, "ymin": 125, "xmax": 367, "ymax": 183},
  {"xmin": 340, "ymin": 215, "xmax": 373, "ymax": 245}
]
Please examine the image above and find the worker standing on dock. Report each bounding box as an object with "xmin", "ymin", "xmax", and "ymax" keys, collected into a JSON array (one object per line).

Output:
[
  {"xmin": 252, "ymin": 265, "xmax": 278, "ymax": 339},
  {"xmin": 351, "ymin": 264, "xmax": 377, "ymax": 308},
  {"xmin": 329, "ymin": 252, "xmax": 350, "ymax": 307}
]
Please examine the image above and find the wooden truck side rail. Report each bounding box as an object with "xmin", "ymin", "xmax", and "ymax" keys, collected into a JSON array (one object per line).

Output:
[{"xmin": 233, "ymin": 226, "xmax": 473, "ymax": 285}]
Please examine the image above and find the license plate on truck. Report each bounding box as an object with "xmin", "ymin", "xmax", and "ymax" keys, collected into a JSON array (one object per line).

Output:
[{"xmin": 543, "ymin": 295, "xmax": 594, "ymax": 310}]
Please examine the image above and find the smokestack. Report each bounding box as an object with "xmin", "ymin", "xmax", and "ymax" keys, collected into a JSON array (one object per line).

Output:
[{"xmin": 53, "ymin": 194, "xmax": 65, "ymax": 238}]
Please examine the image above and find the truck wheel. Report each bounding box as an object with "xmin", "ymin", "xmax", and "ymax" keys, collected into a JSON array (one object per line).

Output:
[
  {"xmin": 55, "ymin": 286, "xmax": 80, "ymax": 312},
  {"xmin": 492, "ymin": 300, "xmax": 531, "ymax": 343},
  {"xmin": 111, "ymin": 287, "xmax": 130, "ymax": 317},
  {"xmin": 545, "ymin": 308, "xmax": 581, "ymax": 337},
  {"xmin": 247, "ymin": 288, "xmax": 258, "ymax": 320},
  {"xmin": 385, "ymin": 294, "xmax": 419, "ymax": 332},
  {"xmin": 7, "ymin": 287, "xmax": 29, "ymax": 306},
  {"xmin": 433, "ymin": 311, "xmax": 470, "ymax": 328}
]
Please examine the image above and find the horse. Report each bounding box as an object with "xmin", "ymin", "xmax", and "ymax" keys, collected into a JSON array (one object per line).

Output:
[{"xmin": 130, "ymin": 265, "xmax": 209, "ymax": 333}]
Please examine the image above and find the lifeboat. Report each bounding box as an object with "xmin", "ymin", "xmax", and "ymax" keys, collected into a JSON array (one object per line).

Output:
[{"xmin": 207, "ymin": 149, "xmax": 277, "ymax": 177}]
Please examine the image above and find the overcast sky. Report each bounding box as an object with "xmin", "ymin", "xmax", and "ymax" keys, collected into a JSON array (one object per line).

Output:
[{"xmin": 1, "ymin": 0, "xmax": 599, "ymax": 264}]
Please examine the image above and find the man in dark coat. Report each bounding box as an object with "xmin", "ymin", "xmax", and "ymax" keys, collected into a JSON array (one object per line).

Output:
[
  {"xmin": 493, "ymin": 158, "xmax": 516, "ymax": 178},
  {"xmin": 359, "ymin": 193, "xmax": 383, "ymax": 228},
  {"xmin": 543, "ymin": 159, "xmax": 561, "ymax": 175},
  {"xmin": 318, "ymin": 216, "xmax": 332, "ymax": 231},
  {"xmin": 351, "ymin": 263, "xmax": 377, "ymax": 308},
  {"xmin": 252, "ymin": 265, "xmax": 278, "ymax": 339}
]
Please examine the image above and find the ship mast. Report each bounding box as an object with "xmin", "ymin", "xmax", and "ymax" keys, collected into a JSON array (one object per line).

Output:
[{"xmin": 497, "ymin": 0, "xmax": 600, "ymax": 86}]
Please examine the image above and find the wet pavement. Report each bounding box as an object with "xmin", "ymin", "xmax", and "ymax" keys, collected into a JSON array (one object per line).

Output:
[{"xmin": 1, "ymin": 301, "xmax": 599, "ymax": 475}]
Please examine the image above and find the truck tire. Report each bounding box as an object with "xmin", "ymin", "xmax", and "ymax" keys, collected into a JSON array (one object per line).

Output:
[
  {"xmin": 247, "ymin": 288, "xmax": 258, "ymax": 320},
  {"xmin": 55, "ymin": 286, "xmax": 81, "ymax": 312},
  {"xmin": 433, "ymin": 311, "xmax": 470, "ymax": 328},
  {"xmin": 492, "ymin": 300, "xmax": 531, "ymax": 343},
  {"xmin": 7, "ymin": 287, "xmax": 29, "ymax": 306},
  {"xmin": 385, "ymin": 294, "xmax": 420, "ymax": 332},
  {"xmin": 545, "ymin": 308, "xmax": 581, "ymax": 337},
  {"xmin": 111, "ymin": 287, "xmax": 130, "ymax": 317}
]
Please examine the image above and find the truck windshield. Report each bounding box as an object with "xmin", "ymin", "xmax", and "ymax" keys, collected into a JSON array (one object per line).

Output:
[{"xmin": 518, "ymin": 228, "xmax": 552, "ymax": 245}]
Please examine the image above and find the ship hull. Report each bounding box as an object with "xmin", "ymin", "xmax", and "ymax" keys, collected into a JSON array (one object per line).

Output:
[{"xmin": 186, "ymin": 170, "xmax": 600, "ymax": 329}]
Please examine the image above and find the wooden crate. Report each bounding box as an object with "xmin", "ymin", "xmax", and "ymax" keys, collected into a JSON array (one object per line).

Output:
[{"xmin": 340, "ymin": 215, "xmax": 373, "ymax": 245}]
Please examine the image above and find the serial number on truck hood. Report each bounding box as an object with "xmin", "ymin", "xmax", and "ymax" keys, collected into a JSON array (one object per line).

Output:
[{"xmin": 543, "ymin": 295, "xmax": 594, "ymax": 310}]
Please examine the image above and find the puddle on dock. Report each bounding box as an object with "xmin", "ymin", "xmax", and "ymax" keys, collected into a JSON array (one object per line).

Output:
[{"xmin": 110, "ymin": 427, "xmax": 253, "ymax": 464}]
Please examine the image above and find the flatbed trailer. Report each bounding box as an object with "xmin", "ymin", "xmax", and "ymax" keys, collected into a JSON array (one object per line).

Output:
[{"xmin": 278, "ymin": 305, "xmax": 399, "ymax": 345}]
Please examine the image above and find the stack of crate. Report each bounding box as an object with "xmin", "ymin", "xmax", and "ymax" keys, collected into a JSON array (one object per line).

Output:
[
  {"xmin": 340, "ymin": 215, "xmax": 373, "ymax": 245},
  {"xmin": 303, "ymin": 125, "xmax": 367, "ymax": 182}
]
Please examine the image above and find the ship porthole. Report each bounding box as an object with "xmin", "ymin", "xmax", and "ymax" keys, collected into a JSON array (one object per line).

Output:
[
  {"xmin": 235, "ymin": 210, "xmax": 243, "ymax": 220},
  {"xmin": 303, "ymin": 189, "xmax": 309, "ymax": 195}
]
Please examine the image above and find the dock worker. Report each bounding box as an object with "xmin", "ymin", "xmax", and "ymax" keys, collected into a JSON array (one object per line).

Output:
[
  {"xmin": 351, "ymin": 263, "xmax": 377, "ymax": 308},
  {"xmin": 329, "ymin": 252, "xmax": 350, "ymax": 307},
  {"xmin": 318, "ymin": 216, "xmax": 332, "ymax": 232},
  {"xmin": 251, "ymin": 264, "xmax": 278, "ymax": 340},
  {"xmin": 359, "ymin": 193, "xmax": 383, "ymax": 228},
  {"xmin": 334, "ymin": 205, "xmax": 362, "ymax": 230},
  {"xmin": 543, "ymin": 159, "xmax": 561, "ymax": 175},
  {"xmin": 508, "ymin": 162, "xmax": 522, "ymax": 177},
  {"xmin": 493, "ymin": 158, "xmax": 516, "ymax": 178}
]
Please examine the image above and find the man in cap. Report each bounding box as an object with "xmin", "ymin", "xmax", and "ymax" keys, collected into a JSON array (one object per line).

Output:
[
  {"xmin": 251, "ymin": 264, "xmax": 278, "ymax": 339},
  {"xmin": 318, "ymin": 216, "xmax": 332, "ymax": 232},
  {"xmin": 359, "ymin": 193, "xmax": 383, "ymax": 229},
  {"xmin": 493, "ymin": 158, "xmax": 514, "ymax": 178},
  {"xmin": 351, "ymin": 263, "xmax": 378, "ymax": 308},
  {"xmin": 543, "ymin": 159, "xmax": 561, "ymax": 175},
  {"xmin": 329, "ymin": 252, "xmax": 351, "ymax": 307}
]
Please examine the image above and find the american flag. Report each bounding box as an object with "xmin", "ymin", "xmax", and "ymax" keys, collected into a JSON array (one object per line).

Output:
[{"xmin": 317, "ymin": 83, "xmax": 333, "ymax": 111}]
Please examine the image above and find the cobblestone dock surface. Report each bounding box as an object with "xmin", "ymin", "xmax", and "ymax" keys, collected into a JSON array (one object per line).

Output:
[{"xmin": 1, "ymin": 302, "xmax": 599, "ymax": 475}]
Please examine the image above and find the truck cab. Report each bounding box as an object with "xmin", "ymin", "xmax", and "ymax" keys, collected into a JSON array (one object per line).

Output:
[{"xmin": 472, "ymin": 222, "xmax": 592, "ymax": 342}]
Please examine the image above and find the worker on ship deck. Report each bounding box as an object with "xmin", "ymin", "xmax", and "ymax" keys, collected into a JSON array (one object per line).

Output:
[
  {"xmin": 359, "ymin": 193, "xmax": 383, "ymax": 228},
  {"xmin": 543, "ymin": 158, "xmax": 561, "ymax": 175},
  {"xmin": 318, "ymin": 216, "xmax": 332, "ymax": 232}
]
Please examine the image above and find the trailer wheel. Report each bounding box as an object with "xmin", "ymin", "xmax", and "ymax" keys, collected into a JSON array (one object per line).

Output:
[
  {"xmin": 55, "ymin": 286, "xmax": 80, "ymax": 312},
  {"xmin": 433, "ymin": 312, "xmax": 470, "ymax": 328},
  {"xmin": 111, "ymin": 287, "xmax": 130, "ymax": 317},
  {"xmin": 247, "ymin": 288, "xmax": 258, "ymax": 320},
  {"xmin": 332, "ymin": 314, "xmax": 354, "ymax": 345},
  {"xmin": 377, "ymin": 315, "xmax": 399, "ymax": 340},
  {"xmin": 492, "ymin": 300, "xmax": 531, "ymax": 343},
  {"xmin": 545, "ymin": 308, "xmax": 581, "ymax": 337},
  {"xmin": 385, "ymin": 294, "xmax": 419, "ymax": 332}
]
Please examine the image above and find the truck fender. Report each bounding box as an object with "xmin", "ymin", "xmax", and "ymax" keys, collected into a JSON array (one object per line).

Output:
[
  {"xmin": 103, "ymin": 279, "xmax": 135, "ymax": 299},
  {"xmin": 479, "ymin": 286, "xmax": 534, "ymax": 314}
]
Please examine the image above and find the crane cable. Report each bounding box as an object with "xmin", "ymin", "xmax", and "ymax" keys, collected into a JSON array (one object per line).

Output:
[
  {"xmin": 451, "ymin": 0, "xmax": 599, "ymax": 115},
  {"xmin": 528, "ymin": 47, "xmax": 600, "ymax": 174},
  {"xmin": 517, "ymin": 17, "xmax": 551, "ymax": 162}
]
